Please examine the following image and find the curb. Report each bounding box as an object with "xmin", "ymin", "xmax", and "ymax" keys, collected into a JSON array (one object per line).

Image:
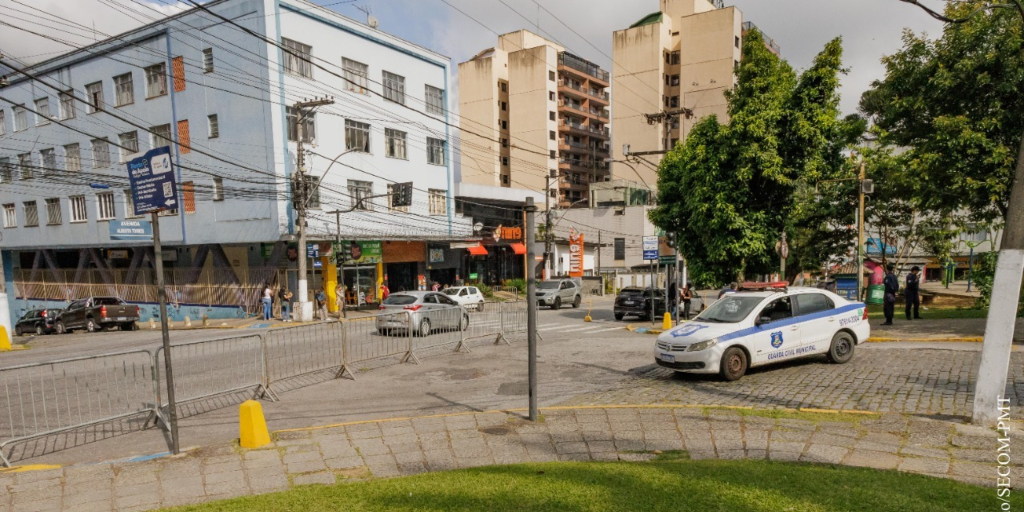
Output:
[{"xmin": 866, "ymin": 337, "xmax": 984, "ymax": 343}]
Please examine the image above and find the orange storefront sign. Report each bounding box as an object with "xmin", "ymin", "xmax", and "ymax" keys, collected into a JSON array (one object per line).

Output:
[
  {"xmin": 568, "ymin": 228, "xmax": 584, "ymax": 278},
  {"xmin": 493, "ymin": 225, "xmax": 522, "ymax": 242}
]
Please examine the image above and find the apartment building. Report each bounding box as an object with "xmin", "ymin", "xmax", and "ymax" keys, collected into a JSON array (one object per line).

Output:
[
  {"xmin": 458, "ymin": 30, "xmax": 611, "ymax": 209},
  {"xmin": 611, "ymin": 0, "xmax": 780, "ymax": 185},
  {"xmin": 0, "ymin": 0, "xmax": 471, "ymax": 320}
]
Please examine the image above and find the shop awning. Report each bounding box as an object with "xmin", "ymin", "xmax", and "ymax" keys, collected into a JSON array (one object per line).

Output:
[
  {"xmin": 467, "ymin": 244, "xmax": 489, "ymax": 256},
  {"xmin": 510, "ymin": 242, "xmax": 527, "ymax": 255}
]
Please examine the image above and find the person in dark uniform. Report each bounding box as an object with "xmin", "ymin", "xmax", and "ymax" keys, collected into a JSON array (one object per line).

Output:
[
  {"xmin": 882, "ymin": 264, "xmax": 899, "ymax": 326},
  {"xmin": 667, "ymin": 281, "xmax": 678, "ymax": 318},
  {"xmin": 905, "ymin": 265, "xmax": 922, "ymax": 320}
]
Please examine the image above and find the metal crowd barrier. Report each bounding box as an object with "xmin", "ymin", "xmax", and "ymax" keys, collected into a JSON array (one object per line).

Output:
[
  {"xmin": 0, "ymin": 301, "xmax": 528, "ymax": 467},
  {"xmin": 0, "ymin": 349, "xmax": 158, "ymax": 467}
]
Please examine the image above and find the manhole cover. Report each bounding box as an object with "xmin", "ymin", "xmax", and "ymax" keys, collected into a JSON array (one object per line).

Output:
[
  {"xmin": 497, "ymin": 381, "xmax": 529, "ymax": 396},
  {"xmin": 480, "ymin": 426, "xmax": 511, "ymax": 436}
]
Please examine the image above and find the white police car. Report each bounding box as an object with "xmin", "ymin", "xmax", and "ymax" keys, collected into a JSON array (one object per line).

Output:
[{"xmin": 654, "ymin": 284, "xmax": 870, "ymax": 381}]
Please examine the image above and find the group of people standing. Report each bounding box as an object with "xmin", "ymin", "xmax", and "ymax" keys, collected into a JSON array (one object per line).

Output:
[
  {"xmin": 261, "ymin": 281, "xmax": 392, "ymax": 322},
  {"xmin": 881, "ymin": 264, "xmax": 922, "ymax": 325},
  {"xmin": 666, "ymin": 281, "xmax": 696, "ymax": 320}
]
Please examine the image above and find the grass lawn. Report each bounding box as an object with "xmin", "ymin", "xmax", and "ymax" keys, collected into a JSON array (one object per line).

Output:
[
  {"xmin": 163, "ymin": 459, "xmax": 1014, "ymax": 512},
  {"xmin": 865, "ymin": 307, "xmax": 989, "ymax": 319}
]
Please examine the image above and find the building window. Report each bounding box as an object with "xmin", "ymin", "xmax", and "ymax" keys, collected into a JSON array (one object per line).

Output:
[
  {"xmin": 345, "ymin": 120, "xmax": 371, "ymax": 153},
  {"xmin": 427, "ymin": 137, "xmax": 445, "ymax": 166},
  {"xmin": 85, "ymin": 82, "xmax": 104, "ymax": 113},
  {"xmin": 549, "ymin": 150, "xmax": 556, "ymax": 159},
  {"xmin": 549, "ymin": 111, "xmax": 555, "ymax": 121},
  {"xmin": 501, "ymin": 174, "xmax": 510, "ymax": 185},
  {"xmin": 734, "ymin": 59, "xmax": 740, "ymax": 71},
  {"xmin": 182, "ymin": 181, "xmax": 196, "ymax": 214},
  {"xmin": 119, "ymin": 131, "xmax": 138, "ymax": 161},
  {"xmin": 0, "ymin": 158, "xmax": 10, "ymax": 183},
  {"xmin": 501, "ymin": 138, "xmax": 508, "ymax": 148},
  {"xmin": 18, "ymin": 153, "xmax": 32, "ymax": 180},
  {"xmin": 24, "ymin": 201, "xmax": 38, "ymax": 227},
  {"xmin": 668, "ymin": 51, "xmax": 680, "ymax": 65},
  {"xmin": 382, "ymin": 71, "xmax": 405, "ymax": 104},
  {"xmin": 124, "ymin": 190, "xmax": 140, "ymax": 218},
  {"xmin": 669, "ymin": 96, "xmax": 679, "ymax": 108},
  {"xmin": 499, "ymin": 81, "xmax": 507, "ymax": 92},
  {"xmin": 0, "ymin": 110, "xmax": 5, "ymax": 136},
  {"xmin": 59, "ymin": 90, "xmax": 75, "ymax": 119},
  {"xmin": 500, "ymin": 120, "xmax": 508, "ymax": 130},
  {"xmin": 69, "ymin": 195, "xmax": 87, "ymax": 223},
  {"xmin": 212, "ymin": 178, "xmax": 224, "ymax": 201},
  {"xmin": 428, "ymin": 189, "xmax": 445, "ymax": 216},
  {"xmin": 45, "ymin": 198, "xmax": 62, "ymax": 225},
  {"xmin": 348, "ymin": 180, "xmax": 372, "ymax": 211},
  {"xmin": 35, "ymin": 98, "xmax": 50, "ymax": 125},
  {"xmin": 282, "ymin": 38, "xmax": 313, "ymax": 78},
  {"xmin": 97, "ymin": 192, "xmax": 115, "ymax": 220},
  {"xmin": 303, "ymin": 175, "xmax": 321, "ymax": 209},
  {"xmin": 425, "ymin": 85, "xmax": 444, "ymax": 115},
  {"xmin": 387, "ymin": 183, "xmax": 409, "ymax": 212},
  {"xmin": 667, "ymin": 74, "xmax": 680, "ymax": 86},
  {"xmin": 145, "ymin": 63, "xmax": 167, "ymax": 98},
  {"xmin": 549, "ymin": 91, "xmax": 555, "ymax": 101},
  {"xmin": 207, "ymin": 114, "xmax": 219, "ymax": 138},
  {"xmin": 342, "ymin": 58, "xmax": 368, "ymax": 94},
  {"xmin": 500, "ymin": 101, "xmax": 507, "ymax": 111},
  {"xmin": 549, "ymin": 130, "xmax": 555, "ymax": 141},
  {"xmin": 113, "ymin": 73, "xmax": 134, "ymax": 106},
  {"xmin": 3, "ymin": 204, "xmax": 16, "ymax": 228},
  {"xmin": 40, "ymin": 148, "xmax": 56, "ymax": 172},
  {"xmin": 202, "ymin": 48, "xmax": 214, "ymax": 73},
  {"xmin": 150, "ymin": 124, "xmax": 172, "ymax": 149},
  {"xmin": 549, "ymin": 70, "xmax": 555, "ymax": 81},
  {"xmin": 286, "ymin": 107, "xmax": 315, "ymax": 142},
  {"xmin": 13, "ymin": 106, "xmax": 27, "ymax": 131},
  {"xmin": 501, "ymin": 156, "xmax": 509, "ymax": 167},
  {"xmin": 735, "ymin": 35, "xmax": 740, "ymax": 48},
  {"xmin": 614, "ymin": 238, "xmax": 626, "ymax": 260},
  {"xmin": 92, "ymin": 138, "xmax": 110, "ymax": 168},
  {"xmin": 385, "ymin": 128, "xmax": 407, "ymax": 159}
]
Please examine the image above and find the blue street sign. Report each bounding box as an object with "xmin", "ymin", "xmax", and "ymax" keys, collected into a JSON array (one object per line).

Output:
[
  {"xmin": 642, "ymin": 235, "xmax": 659, "ymax": 261},
  {"xmin": 127, "ymin": 146, "xmax": 178, "ymax": 215},
  {"xmin": 109, "ymin": 220, "xmax": 153, "ymax": 241},
  {"xmin": 307, "ymin": 243, "xmax": 319, "ymax": 258}
]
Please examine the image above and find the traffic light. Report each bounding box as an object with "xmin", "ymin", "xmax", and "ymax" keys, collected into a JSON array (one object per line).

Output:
[
  {"xmin": 665, "ymin": 232, "xmax": 677, "ymax": 249},
  {"xmin": 391, "ymin": 181, "xmax": 413, "ymax": 207}
]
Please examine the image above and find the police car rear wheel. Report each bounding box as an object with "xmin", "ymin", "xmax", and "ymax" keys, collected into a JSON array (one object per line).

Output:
[
  {"xmin": 719, "ymin": 347, "xmax": 748, "ymax": 381},
  {"xmin": 827, "ymin": 332, "xmax": 855, "ymax": 364}
]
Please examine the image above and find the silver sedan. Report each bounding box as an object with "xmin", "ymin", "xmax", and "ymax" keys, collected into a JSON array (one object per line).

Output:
[{"xmin": 376, "ymin": 291, "xmax": 469, "ymax": 336}]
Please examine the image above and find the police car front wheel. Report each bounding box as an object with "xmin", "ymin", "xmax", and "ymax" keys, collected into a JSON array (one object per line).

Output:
[
  {"xmin": 827, "ymin": 331, "xmax": 855, "ymax": 364},
  {"xmin": 719, "ymin": 347, "xmax": 748, "ymax": 382}
]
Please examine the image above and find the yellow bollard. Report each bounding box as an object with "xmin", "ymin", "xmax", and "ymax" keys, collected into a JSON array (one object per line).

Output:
[
  {"xmin": 662, "ymin": 312, "xmax": 673, "ymax": 331},
  {"xmin": 0, "ymin": 326, "xmax": 10, "ymax": 352},
  {"xmin": 584, "ymin": 298, "xmax": 593, "ymax": 322},
  {"xmin": 239, "ymin": 400, "xmax": 271, "ymax": 449}
]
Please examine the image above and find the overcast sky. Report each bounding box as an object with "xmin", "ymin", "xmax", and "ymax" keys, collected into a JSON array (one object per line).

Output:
[{"xmin": 0, "ymin": 0, "xmax": 946, "ymax": 114}]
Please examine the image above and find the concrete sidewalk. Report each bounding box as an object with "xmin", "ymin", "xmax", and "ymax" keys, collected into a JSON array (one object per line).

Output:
[{"xmin": 2, "ymin": 405, "xmax": 1020, "ymax": 512}]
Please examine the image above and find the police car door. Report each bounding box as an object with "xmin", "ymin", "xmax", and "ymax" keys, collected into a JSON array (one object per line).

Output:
[
  {"xmin": 751, "ymin": 295, "xmax": 801, "ymax": 365},
  {"xmin": 791, "ymin": 292, "xmax": 836, "ymax": 353}
]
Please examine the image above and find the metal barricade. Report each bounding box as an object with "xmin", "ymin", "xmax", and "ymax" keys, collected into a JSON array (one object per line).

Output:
[
  {"xmin": 154, "ymin": 335, "xmax": 268, "ymax": 410},
  {"xmin": 263, "ymin": 322, "xmax": 345, "ymax": 393},
  {"xmin": 412, "ymin": 307, "xmax": 467, "ymax": 353},
  {"xmin": 343, "ymin": 311, "xmax": 414, "ymax": 366},
  {"xmin": 0, "ymin": 349, "xmax": 157, "ymax": 467},
  {"xmin": 463, "ymin": 301, "xmax": 504, "ymax": 344},
  {"xmin": 501, "ymin": 300, "xmax": 527, "ymax": 334}
]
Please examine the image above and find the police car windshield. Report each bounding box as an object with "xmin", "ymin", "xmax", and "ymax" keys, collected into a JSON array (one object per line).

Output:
[{"xmin": 695, "ymin": 296, "xmax": 764, "ymax": 323}]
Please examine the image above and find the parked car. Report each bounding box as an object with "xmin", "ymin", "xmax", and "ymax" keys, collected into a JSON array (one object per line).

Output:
[
  {"xmin": 654, "ymin": 285, "xmax": 869, "ymax": 381},
  {"xmin": 442, "ymin": 286, "xmax": 486, "ymax": 311},
  {"xmin": 55, "ymin": 297, "xmax": 140, "ymax": 334},
  {"xmin": 535, "ymin": 279, "xmax": 582, "ymax": 310},
  {"xmin": 614, "ymin": 287, "xmax": 667, "ymax": 321},
  {"xmin": 376, "ymin": 291, "xmax": 469, "ymax": 336},
  {"xmin": 14, "ymin": 308, "xmax": 63, "ymax": 336}
]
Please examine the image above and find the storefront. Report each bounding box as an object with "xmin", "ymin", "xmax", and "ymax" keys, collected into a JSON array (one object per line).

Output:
[
  {"xmin": 337, "ymin": 240, "xmax": 383, "ymax": 309},
  {"xmin": 426, "ymin": 243, "xmax": 462, "ymax": 289},
  {"xmin": 383, "ymin": 241, "xmax": 426, "ymax": 293}
]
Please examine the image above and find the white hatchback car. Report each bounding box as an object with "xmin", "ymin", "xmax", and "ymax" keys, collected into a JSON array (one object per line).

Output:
[
  {"xmin": 442, "ymin": 286, "xmax": 487, "ymax": 311},
  {"xmin": 654, "ymin": 285, "xmax": 870, "ymax": 381}
]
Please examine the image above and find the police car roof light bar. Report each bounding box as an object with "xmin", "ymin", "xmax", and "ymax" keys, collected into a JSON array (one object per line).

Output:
[{"xmin": 737, "ymin": 281, "xmax": 789, "ymax": 292}]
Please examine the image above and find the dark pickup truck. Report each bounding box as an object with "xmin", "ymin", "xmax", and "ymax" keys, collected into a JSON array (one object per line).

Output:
[{"xmin": 55, "ymin": 297, "xmax": 140, "ymax": 334}]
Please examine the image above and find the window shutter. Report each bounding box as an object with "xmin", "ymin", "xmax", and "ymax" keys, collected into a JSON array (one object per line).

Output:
[
  {"xmin": 182, "ymin": 181, "xmax": 196, "ymax": 214},
  {"xmin": 172, "ymin": 56, "xmax": 186, "ymax": 92},
  {"xmin": 177, "ymin": 120, "xmax": 190, "ymax": 154}
]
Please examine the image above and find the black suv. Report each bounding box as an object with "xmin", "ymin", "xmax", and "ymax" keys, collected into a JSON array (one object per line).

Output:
[
  {"xmin": 614, "ymin": 287, "xmax": 667, "ymax": 321},
  {"xmin": 15, "ymin": 308, "xmax": 62, "ymax": 336}
]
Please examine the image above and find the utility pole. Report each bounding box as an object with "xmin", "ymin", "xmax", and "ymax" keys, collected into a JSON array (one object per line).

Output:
[
  {"xmin": 544, "ymin": 174, "xmax": 552, "ymax": 280},
  {"xmin": 292, "ymin": 97, "xmax": 334, "ymax": 322},
  {"xmin": 857, "ymin": 162, "xmax": 866, "ymax": 301},
  {"xmin": 0, "ymin": 244, "xmax": 11, "ymax": 351},
  {"xmin": 525, "ymin": 197, "xmax": 539, "ymax": 421},
  {"xmin": 597, "ymin": 230, "xmax": 602, "ymax": 296},
  {"xmin": 674, "ymin": 232, "xmax": 681, "ymax": 324}
]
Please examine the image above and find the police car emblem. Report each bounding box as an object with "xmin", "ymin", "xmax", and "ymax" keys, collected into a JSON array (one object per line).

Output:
[
  {"xmin": 670, "ymin": 324, "xmax": 709, "ymax": 338},
  {"xmin": 770, "ymin": 331, "xmax": 784, "ymax": 348}
]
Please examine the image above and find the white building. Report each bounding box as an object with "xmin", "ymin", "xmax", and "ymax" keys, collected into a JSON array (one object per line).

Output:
[{"xmin": 0, "ymin": 0, "xmax": 470, "ymax": 319}]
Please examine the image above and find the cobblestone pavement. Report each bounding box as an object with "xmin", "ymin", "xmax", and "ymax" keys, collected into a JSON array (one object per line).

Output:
[
  {"xmin": 2, "ymin": 406, "xmax": 1021, "ymax": 512},
  {"xmin": 562, "ymin": 349, "xmax": 1024, "ymax": 418}
]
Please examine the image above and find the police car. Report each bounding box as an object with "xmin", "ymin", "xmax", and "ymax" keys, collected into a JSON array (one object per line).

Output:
[{"xmin": 654, "ymin": 283, "xmax": 870, "ymax": 381}]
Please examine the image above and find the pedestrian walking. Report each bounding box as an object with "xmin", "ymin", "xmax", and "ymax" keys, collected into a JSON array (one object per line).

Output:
[
  {"xmin": 432, "ymin": 281, "xmax": 440, "ymax": 292},
  {"xmin": 882, "ymin": 264, "xmax": 899, "ymax": 325},
  {"xmin": 667, "ymin": 280, "xmax": 678, "ymax": 318},
  {"xmin": 315, "ymin": 288, "xmax": 328, "ymax": 321},
  {"xmin": 278, "ymin": 287, "xmax": 293, "ymax": 322},
  {"xmin": 905, "ymin": 265, "xmax": 922, "ymax": 320},
  {"xmin": 681, "ymin": 282, "xmax": 693, "ymax": 320},
  {"xmin": 336, "ymin": 284, "xmax": 346, "ymax": 319},
  {"xmin": 261, "ymin": 283, "xmax": 273, "ymax": 321},
  {"xmin": 381, "ymin": 281, "xmax": 390, "ymax": 300}
]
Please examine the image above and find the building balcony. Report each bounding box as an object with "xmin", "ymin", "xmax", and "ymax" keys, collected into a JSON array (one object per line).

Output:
[
  {"xmin": 557, "ymin": 79, "xmax": 588, "ymax": 101},
  {"xmin": 559, "ymin": 157, "xmax": 607, "ymax": 174},
  {"xmin": 742, "ymin": 21, "xmax": 782, "ymax": 55},
  {"xmin": 558, "ymin": 52, "xmax": 609, "ymax": 83},
  {"xmin": 558, "ymin": 118, "xmax": 591, "ymax": 137}
]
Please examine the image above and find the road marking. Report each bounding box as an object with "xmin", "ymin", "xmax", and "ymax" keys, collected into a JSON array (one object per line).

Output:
[{"xmin": 589, "ymin": 326, "xmax": 628, "ymax": 333}]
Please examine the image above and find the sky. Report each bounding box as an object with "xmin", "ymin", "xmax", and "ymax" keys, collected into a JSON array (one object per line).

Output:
[{"xmin": 0, "ymin": 0, "xmax": 946, "ymax": 115}]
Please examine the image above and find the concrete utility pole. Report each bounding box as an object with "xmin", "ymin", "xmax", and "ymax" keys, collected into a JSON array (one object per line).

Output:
[
  {"xmin": 857, "ymin": 162, "xmax": 866, "ymax": 301},
  {"xmin": 525, "ymin": 197, "xmax": 539, "ymax": 421},
  {"xmin": 597, "ymin": 230, "xmax": 602, "ymax": 296},
  {"xmin": 292, "ymin": 97, "xmax": 333, "ymax": 322},
  {"xmin": 544, "ymin": 174, "xmax": 552, "ymax": 280},
  {"xmin": 0, "ymin": 244, "xmax": 12, "ymax": 351}
]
